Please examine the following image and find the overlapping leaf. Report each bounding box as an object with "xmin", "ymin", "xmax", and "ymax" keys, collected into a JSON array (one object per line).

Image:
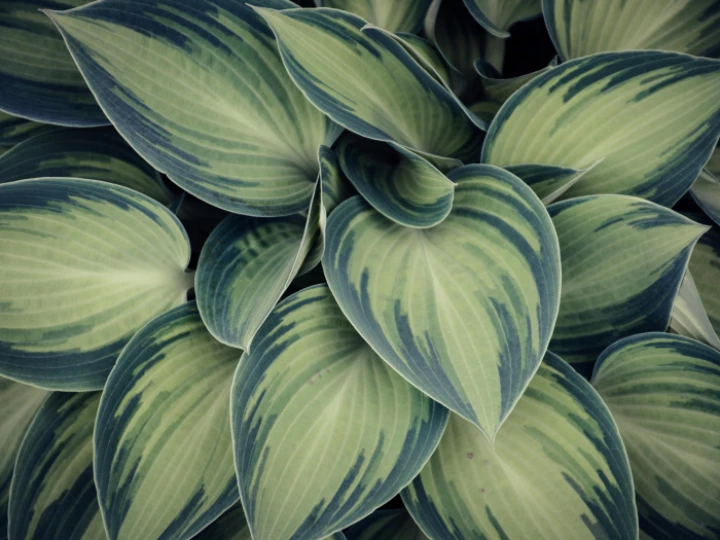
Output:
[
  {"xmin": 543, "ymin": 0, "xmax": 720, "ymax": 60},
  {"xmin": 0, "ymin": 111, "xmax": 53, "ymax": 148},
  {"xmin": 336, "ymin": 134, "xmax": 454, "ymax": 227},
  {"xmin": 95, "ymin": 302, "xmax": 239, "ymax": 540},
  {"xmin": 195, "ymin": 504, "xmax": 251, "ymax": 540},
  {"xmin": 48, "ymin": 0, "xmax": 339, "ymax": 216},
  {"xmin": 463, "ymin": 0, "xmax": 542, "ymax": 38},
  {"xmin": 482, "ymin": 51, "xmax": 720, "ymax": 206},
  {"xmin": 691, "ymin": 169, "xmax": 720, "ymax": 227},
  {"xmin": 548, "ymin": 194, "xmax": 707, "ymax": 367},
  {"xmin": 231, "ymin": 286, "xmax": 449, "ymax": 540},
  {"xmin": 393, "ymin": 34, "xmax": 452, "ymax": 89},
  {"xmin": 592, "ymin": 333, "xmax": 720, "ymax": 539},
  {"xmin": 402, "ymin": 352, "xmax": 637, "ymax": 539},
  {"xmin": 0, "ymin": 0, "xmax": 106, "ymax": 126},
  {"xmin": 688, "ymin": 225, "xmax": 720, "ymax": 337},
  {"xmin": 475, "ymin": 59, "xmax": 555, "ymax": 105},
  {"xmin": 256, "ymin": 6, "xmax": 483, "ymax": 166},
  {"xmin": 314, "ymin": 0, "xmax": 431, "ymax": 33},
  {"xmin": 0, "ymin": 379, "xmax": 47, "ymax": 538},
  {"xmin": 506, "ymin": 162, "xmax": 599, "ymax": 205},
  {"xmin": 324, "ymin": 164, "xmax": 561, "ymax": 438},
  {"xmin": 345, "ymin": 508, "xmax": 428, "ymax": 540},
  {"xmin": 670, "ymin": 272, "xmax": 720, "ymax": 350},
  {"xmin": 0, "ymin": 178, "xmax": 192, "ymax": 390},
  {"xmin": 0, "ymin": 127, "xmax": 174, "ymax": 203},
  {"xmin": 9, "ymin": 392, "xmax": 103, "ymax": 540}
]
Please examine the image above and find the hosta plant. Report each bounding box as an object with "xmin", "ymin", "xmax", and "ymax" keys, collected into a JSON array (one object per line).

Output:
[{"xmin": 1, "ymin": 0, "xmax": 719, "ymax": 539}]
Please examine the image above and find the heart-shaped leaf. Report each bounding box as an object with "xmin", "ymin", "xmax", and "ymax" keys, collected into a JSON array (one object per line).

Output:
[
  {"xmin": 0, "ymin": 126, "xmax": 175, "ymax": 203},
  {"xmin": 95, "ymin": 302, "xmax": 239, "ymax": 540},
  {"xmin": 543, "ymin": 0, "xmax": 720, "ymax": 60},
  {"xmin": 402, "ymin": 351, "xmax": 637, "ymax": 539},
  {"xmin": 324, "ymin": 164, "xmax": 561, "ymax": 438},
  {"xmin": 482, "ymin": 51, "xmax": 720, "ymax": 206},
  {"xmin": 0, "ymin": 178, "xmax": 192, "ymax": 390},
  {"xmin": 231, "ymin": 285, "xmax": 448, "ymax": 540},
  {"xmin": 9, "ymin": 392, "xmax": 104, "ymax": 540},
  {"xmin": 548, "ymin": 194, "xmax": 708, "ymax": 367},
  {"xmin": 592, "ymin": 333, "xmax": 720, "ymax": 539},
  {"xmin": 256, "ymin": 7, "xmax": 483, "ymax": 166},
  {"xmin": 47, "ymin": 0, "xmax": 338, "ymax": 216},
  {"xmin": 314, "ymin": 0, "xmax": 431, "ymax": 33},
  {"xmin": 0, "ymin": 378, "xmax": 47, "ymax": 538},
  {"xmin": 0, "ymin": 0, "xmax": 106, "ymax": 126}
]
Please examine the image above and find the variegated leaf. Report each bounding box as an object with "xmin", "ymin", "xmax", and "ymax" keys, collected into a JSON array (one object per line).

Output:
[
  {"xmin": 691, "ymin": 169, "xmax": 720, "ymax": 227},
  {"xmin": 345, "ymin": 508, "xmax": 428, "ymax": 540},
  {"xmin": 313, "ymin": 0, "xmax": 431, "ymax": 33},
  {"xmin": 592, "ymin": 333, "xmax": 720, "ymax": 539},
  {"xmin": 0, "ymin": 178, "xmax": 192, "ymax": 391},
  {"xmin": 47, "ymin": 0, "xmax": 339, "ymax": 216},
  {"xmin": 548, "ymin": 194, "xmax": 708, "ymax": 367},
  {"xmin": 543, "ymin": 0, "xmax": 720, "ymax": 61},
  {"xmin": 196, "ymin": 179, "xmax": 322, "ymax": 351},
  {"xmin": 670, "ymin": 271, "xmax": 720, "ymax": 350},
  {"xmin": 475, "ymin": 58, "xmax": 555, "ymax": 105},
  {"xmin": 394, "ymin": 33, "xmax": 452, "ymax": 89},
  {"xmin": 403, "ymin": 351, "xmax": 637, "ymax": 539},
  {"xmin": 463, "ymin": 0, "xmax": 542, "ymax": 38},
  {"xmin": 482, "ymin": 51, "xmax": 720, "ymax": 207},
  {"xmin": 323, "ymin": 164, "xmax": 561, "ymax": 439},
  {"xmin": 506, "ymin": 162, "xmax": 599, "ymax": 205},
  {"xmin": 95, "ymin": 302, "xmax": 239, "ymax": 540},
  {"xmin": 0, "ymin": 127, "xmax": 174, "ymax": 203},
  {"xmin": 231, "ymin": 285, "xmax": 449, "ymax": 540},
  {"xmin": 0, "ymin": 111, "xmax": 54, "ymax": 148},
  {"xmin": 0, "ymin": 378, "xmax": 47, "ymax": 539},
  {"xmin": 9, "ymin": 392, "xmax": 104, "ymax": 540},
  {"xmin": 707, "ymin": 146, "xmax": 720, "ymax": 176},
  {"xmin": 0, "ymin": 0, "xmax": 106, "ymax": 126},
  {"xmin": 336, "ymin": 134, "xmax": 454, "ymax": 228},
  {"xmin": 255, "ymin": 6, "xmax": 483, "ymax": 166},
  {"xmin": 195, "ymin": 504, "xmax": 251, "ymax": 540},
  {"xmin": 688, "ymin": 225, "xmax": 720, "ymax": 337}
]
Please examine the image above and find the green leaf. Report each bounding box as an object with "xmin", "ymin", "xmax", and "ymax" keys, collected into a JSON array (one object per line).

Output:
[
  {"xmin": 0, "ymin": 111, "xmax": 54, "ymax": 148},
  {"xmin": 688, "ymin": 225, "xmax": 720, "ymax": 338},
  {"xmin": 0, "ymin": 178, "xmax": 192, "ymax": 391},
  {"xmin": 0, "ymin": 0, "xmax": 106, "ymax": 126},
  {"xmin": 506, "ymin": 161, "xmax": 600, "ymax": 205},
  {"xmin": 255, "ymin": 7, "xmax": 483, "ymax": 166},
  {"xmin": 670, "ymin": 271, "xmax": 720, "ymax": 350},
  {"xmin": 543, "ymin": 0, "xmax": 720, "ymax": 61},
  {"xmin": 394, "ymin": 33, "xmax": 452, "ymax": 89},
  {"xmin": 319, "ymin": 145, "xmax": 352, "ymax": 217},
  {"xmin": 0, "ymin": 127, "xmax": 175, "ymax": 204},
  {"xmin": 95, "ymin": 302, "xmax": 239, "ymax": 540},
  {"xmin": 196, "ymin": 179, "xmax": 322, "ymax": 351},
  {"xmin": 9, "ymin": 392, "xmax": 104, "ymax": 540},
  {"xmin": 548, "ymin": 194, "xmax": 708, "ymax": 367},
  {"xmin": 323, "ymin": 164, "xmax": 561, "ymax": 438},
  {"xmin": 0, "ymin": 378, "xmax": 47, "ymax": 538},
  {"xmin": 231, "ymin": 285, "xmax": 449, "ymax": 540},
  {"xmin": 475, "ymin": 58, "xmax": 555, "ymax": 104},
  {"xmin": 337, "ymin": 134, "xmax": 454, "ymax": 228},
  {"xmin": 345, "ymin": 508, "xmax": 428, "ymax": 540},
  {"xmin": 195, "ymin": 504, "xmax": 251, "ymax": 540},
  {"xmin": 314, "ymin": 0, "xmax": 431, "ymax": 33},
  {"xmin": 462, "ymin": 0, "xmax": 542, "ymax": 38},
  {"xmin": 402, "ymin": 351, "xmax": 637, "ymax": 539},
  {"xmin": 707, "ymin": 146, "xmax": 720, "ymax": 176},
  {"xmin": 690, "ymin": 169, "xmax": 720, "ymax": 227},
  {"xmin": 47, "ymin": 0, "xmax": 338, "ymax": 216},
  {"xmin": 482, "ymin": 51, "xmax": 720, "ymax": 207},
  {"xmin": 592, "ymin": 333, "xmax": 720, "ymax": 539}
]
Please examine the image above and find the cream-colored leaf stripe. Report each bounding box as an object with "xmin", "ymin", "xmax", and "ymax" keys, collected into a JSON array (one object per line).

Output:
[
  {"xmin": 592, "ymin": 333, "xmax": 720, "ymax": 539},
  {"xmin": 0, "ymin": 177, "xmax": 191, "ymax": 391},
  {"xmin": 482, "ymin": 50, "xmax": 720, "ymax": 207},
  {"xmin": 403, "ymin": 351, "xmax": 637, "ymax": 539},
  {"xmin": 256, "ymin": 6, "xmax": 483, "ymax": 166},
  {"xmin": 548, "ymin": 194, "xmax": 708, "ymax": 367},
  {"xmin": 9, "ymin": 392, "xmax": 104, "ymax": 540},
  {"xmin": 231, "ymin": 285, "xmax": 448, "ymax": 540},
  {"xmin": 0, "ymin": 378, "xmax": 47, "ymax": 538},
  {"xmin": 323, "ymin": 164, "xmax": 561, "ymax": 439},
  {"xmin": 48, "ymin": 0, "xmax": 337, "ymax": 216},
  {"xmin": 0, "ymin": 0, "xmax": 106, "ymax": 126},
  {"xmin": 543, "ymin": 0, "xmax": 720, "ymax": 61},
  {"xmin": 95, "ymin": 302, "xmax": 240, "ymax": 540},
  {"xmin": 0, "ymin": 126, "xmax": 175, "ymax": 203}
]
